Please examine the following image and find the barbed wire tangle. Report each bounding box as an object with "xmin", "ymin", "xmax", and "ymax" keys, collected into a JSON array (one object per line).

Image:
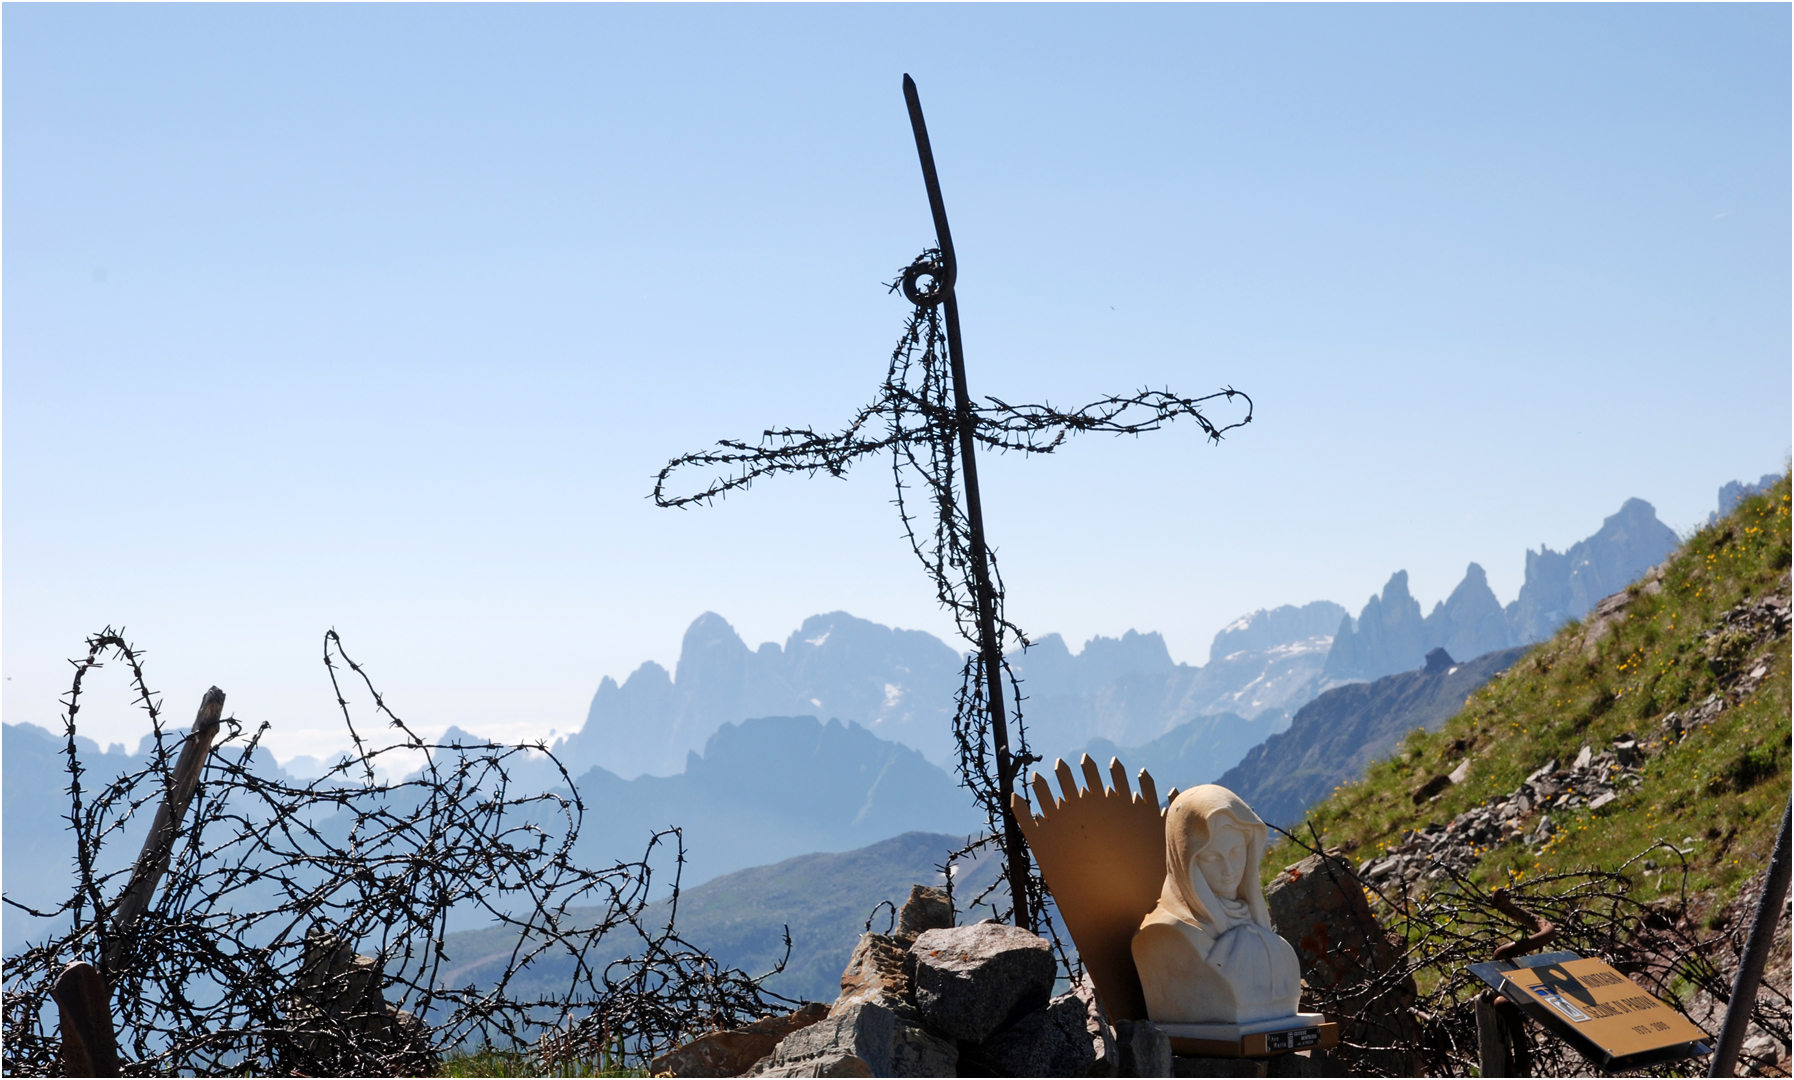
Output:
[{"xmin": 2, "ymin": 629, "xmax": 793, "ymax": 1076}]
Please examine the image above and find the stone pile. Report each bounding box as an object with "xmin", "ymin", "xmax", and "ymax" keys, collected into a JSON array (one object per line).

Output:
[
  {"xmin": 651, "ymin": 885, "xmax": 1096, "ymax": 1078},
  {"xmin": 278, "ymin": 927, "xmax": 436, "ymax": 1076},
  {"xmin": 1358, "ymin": 736, "xmax": 1645, "ymax": 891}
]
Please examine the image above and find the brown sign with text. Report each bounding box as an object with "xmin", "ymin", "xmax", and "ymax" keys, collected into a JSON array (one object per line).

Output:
[{"xmin": 1500, "ymin": 956, "xmax": 1707, "ymax": 1058}]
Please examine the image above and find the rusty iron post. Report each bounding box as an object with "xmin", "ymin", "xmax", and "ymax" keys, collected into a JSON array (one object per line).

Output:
[{"xmin": 901, "ymin": 74, "xmax": 1033, "ymax": 930}]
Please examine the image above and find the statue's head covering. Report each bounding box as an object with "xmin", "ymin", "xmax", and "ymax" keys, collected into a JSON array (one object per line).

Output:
[{"xmin": 1158, "ymin": 784, "xmax": 1272, "ymax": 936}]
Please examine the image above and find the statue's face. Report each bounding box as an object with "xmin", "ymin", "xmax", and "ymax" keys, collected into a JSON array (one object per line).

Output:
[{"xmin": 1193, "ymin": 822, "xmax": 1249, "ymax": 898}]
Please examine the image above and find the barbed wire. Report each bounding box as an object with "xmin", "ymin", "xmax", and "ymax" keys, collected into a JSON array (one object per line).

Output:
[
  {"xmin": 1271, "ymin": 824, "xmax": 1790, "ymax": 1077},
  {"xmin": 655, "ymin": 249, "xmax": 1252, "ymax": 950},
  {"xmin": 2, "ymin": 628, "xmax": 793, "ymax": 1077}
]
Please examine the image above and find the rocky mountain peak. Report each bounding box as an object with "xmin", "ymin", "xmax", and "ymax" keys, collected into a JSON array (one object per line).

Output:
[
  {"xmin": 1208, "ymin": 601, "xmax": 1348, "ymax": 662},
  {"xmin": 555, "ymin": 611, "xmax": 962, "ymax": 780},
  {"xmin": 1324, "ymin": 498, "xmax": 1679, "ymax": 683}
]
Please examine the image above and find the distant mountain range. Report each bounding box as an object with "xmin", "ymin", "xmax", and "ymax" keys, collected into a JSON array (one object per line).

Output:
[
  {"xmin": 1221, "ymin": 645, "xmax": 1532, "ymax": 828},
  {"xmin": 559, "ymin": 496, "xmax": 1681, "ymax": 784},
  {"xmin": 0, "ymin": 721, "xmax": 314, "ymax": 955},
  {"xmin": 557, "ymin": 715, "xmax": 983, "ymax": 888},
  {"xmin": 555, "ymin": 613, "xmax": 965, "ymax": 779},
  {"xmin": 0, "ymin": 485, "xmax": 1720, "ymax": 960},
  {"xmin": 434, "ymin": 831, "xmax": 1004, "ymax": 1005},
  {"xmin": 1, "ymin": 712, "xmax": 983, "ymax": 958}
]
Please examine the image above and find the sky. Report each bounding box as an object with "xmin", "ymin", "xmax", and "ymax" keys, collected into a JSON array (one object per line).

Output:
[{"xmin": 5, "ymin": 4, "xmax": 1789, "ymax": 766}]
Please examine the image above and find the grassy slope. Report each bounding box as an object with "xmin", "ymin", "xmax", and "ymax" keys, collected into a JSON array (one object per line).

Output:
[{"xmin": 1266, "ymin": 476, "xmax": 1791, "ymax": 913}]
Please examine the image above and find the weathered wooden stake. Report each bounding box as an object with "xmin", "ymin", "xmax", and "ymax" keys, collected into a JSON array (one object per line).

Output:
[
  {"xmin": 51, "ymin": 961, "xmax": 121, "ymax": 1078},
  {"xmin": 101, "ymin": 686, "xmax": 225, "ymax": 974},
  {"xmin": 1475, "ymin": 992, "xmax": 1509, "ymax": 1078}
]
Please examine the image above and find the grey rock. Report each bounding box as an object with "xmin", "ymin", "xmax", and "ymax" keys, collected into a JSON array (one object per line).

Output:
[
  {"xmin": 890, "ymin": 1021, "xmax": 958, "ymax": 1078},
  {"xmin": 651, "ymin": 1003, "xmax": 829, "ymax": 1077},
  {"xmin": 755, "ymin": 1054, "xmax": 874, "ymax": 1078},
  {"xmin": 1071, "ymin": 977, "xmax": 1117, "ymax": 1075},
  {"xmin": 1115, "ymin": 1018, "xmax": 1172, "ymax": 1078},
  {"xmin": 967, "ymin": 992, "xmax": 1097, "ymax": 1078},
  {"xmin": 280, "ymin": 928, "xmax": 439, "ymax": 1076},
  {"xmin": 907, "ymin": 923, "xmax": 1055, "ymax": 1043},
  {"xmin": 1265, "ymin": 854, "xmax": 1420, "ymax": 1076},
  {"xmin": 895, "ymin": 885, "xmax": 953, "ymax": 943},
  {"xmin": 761, "ymin": 1002, "xmax": 893, "ymax": 1076},
  {"xmin": 1742, "ymin": 1032, "xmax": 1781, "ymax": 1064},
  {"xmin": 761, "ymin": 1001, "xmax": 955, "ymax": 1078},
  {"xmin": 833, "ymin": 933, "xmax": 914, "ymax": 1016}
]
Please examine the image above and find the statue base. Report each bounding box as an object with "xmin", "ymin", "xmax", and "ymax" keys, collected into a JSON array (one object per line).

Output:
[{"xmin": 1160, "ymin": 1014, "xmax": 1336, "ymax": 1058}]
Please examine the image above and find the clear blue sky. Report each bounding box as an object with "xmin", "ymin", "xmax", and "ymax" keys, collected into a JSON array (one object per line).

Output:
[{"xmin": 6, "ymin": 4, "xmax": 1789, "ymax": 764}]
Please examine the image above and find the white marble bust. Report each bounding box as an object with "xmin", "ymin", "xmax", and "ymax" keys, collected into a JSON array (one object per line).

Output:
[{"xmin": 1130, "ymin": 785, "xmax": 1302, "ymax": 1026}]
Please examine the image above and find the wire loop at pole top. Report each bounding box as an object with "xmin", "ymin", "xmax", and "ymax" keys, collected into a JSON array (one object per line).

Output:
[{"xmin": 900, "ymin": 258, "xmax": 952, "ymax": 309}]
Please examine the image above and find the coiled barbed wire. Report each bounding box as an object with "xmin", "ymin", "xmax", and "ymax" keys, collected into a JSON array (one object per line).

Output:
[{"xmin": 2, "ymin": 628, "xmax": 792, "ymax": 1077}]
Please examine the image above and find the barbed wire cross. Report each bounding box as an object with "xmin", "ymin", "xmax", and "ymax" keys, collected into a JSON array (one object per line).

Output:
[{"xmin": 652, "ymin": 74, "xmax": 1253, "ymax": 931}]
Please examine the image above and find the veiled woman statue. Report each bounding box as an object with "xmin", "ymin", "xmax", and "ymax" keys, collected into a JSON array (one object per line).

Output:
[{"xmin": 1130, "ymin": 784, "xmax": 1302, "ymax": 1025}]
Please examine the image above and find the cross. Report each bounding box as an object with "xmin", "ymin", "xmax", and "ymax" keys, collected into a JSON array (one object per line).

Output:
[{"xmin": 654, "ymin": 75, "xmax": 1252, "ymax": 931}]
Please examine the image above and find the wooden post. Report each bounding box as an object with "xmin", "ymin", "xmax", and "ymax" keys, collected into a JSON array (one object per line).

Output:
[
  {"xmin": 52, "ymin": 961, "xmax": 121, "ymax": 1078},
  {"xmin": 102, "ymin": 687, "xmax": 224, "ymax": 975},
  {"xmin": 1475, "ymin": 992, "xmax": 1508, "ymax": 1077}
]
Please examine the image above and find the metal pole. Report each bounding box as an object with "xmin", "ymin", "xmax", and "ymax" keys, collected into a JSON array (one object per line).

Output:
[
  {"xmin": 901, "ymin": 74, "xmax": 1033, "ymax": 931},
  {"xmin": 1708, "ymin": 799, "xmax": 1792, "ymax": 1077}
]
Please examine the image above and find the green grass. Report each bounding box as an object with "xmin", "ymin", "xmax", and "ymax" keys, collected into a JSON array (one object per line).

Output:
[{"xmin": 1267, "ymin": 475, "xmax": 1792, "ymax": 915}]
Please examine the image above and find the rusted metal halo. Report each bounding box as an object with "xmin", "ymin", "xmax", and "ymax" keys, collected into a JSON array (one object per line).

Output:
[{"xmin": 901, "ymin": 259, "xmax": 952, "ymax": 308}]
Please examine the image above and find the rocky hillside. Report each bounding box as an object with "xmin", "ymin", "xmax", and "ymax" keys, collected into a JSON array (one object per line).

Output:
[
  {"xmin": 1220, "ymin": 643, "xmax": 1531, "ymax": 828},
  {"xmin": 1270, "ymin": 474, "xmax": 1790, "ymax": 923}
]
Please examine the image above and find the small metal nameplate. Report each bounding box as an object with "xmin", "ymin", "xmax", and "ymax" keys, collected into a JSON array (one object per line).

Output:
[{"xmin": 1264, "ymin": 1027, "xmax": 1321, "ymax": 1051}]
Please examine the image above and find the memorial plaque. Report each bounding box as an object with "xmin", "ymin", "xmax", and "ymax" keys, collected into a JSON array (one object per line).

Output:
[{"xmin": 1469, "ymin": 951, "xmax": 1712, "ymax": 1071}]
